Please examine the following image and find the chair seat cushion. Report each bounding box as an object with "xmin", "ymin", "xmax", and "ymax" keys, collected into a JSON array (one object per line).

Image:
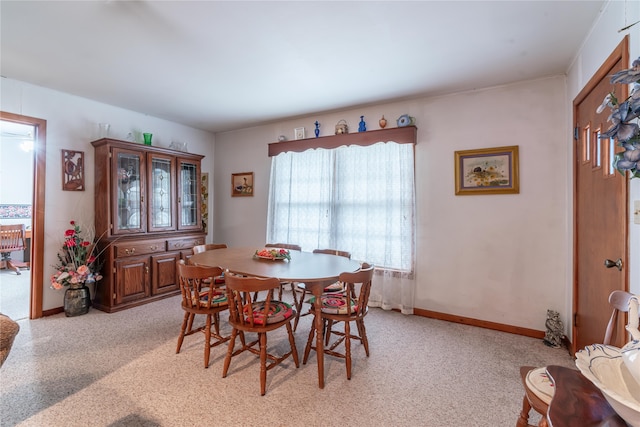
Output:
[
  {"xmin": 203, "ymin": 276, "xmax": 225, "ymax": 285},
  {"xmin": 297, "ymin": 281, "xmax": 344, "ymax": 293},
  {"xmin": 309, "ymin": 295, "xmax": 357, "ymax": 315},
  {"xmin": 193, "ymin": 290, "xmax": 227, "ymax": 308},
  {"xmin": 243, "ymin": 300, "xmax": 293, "ymax": 325},
  {"xmin": 525, "ymin": 367, "xmax": 554, "ymax": 405}
]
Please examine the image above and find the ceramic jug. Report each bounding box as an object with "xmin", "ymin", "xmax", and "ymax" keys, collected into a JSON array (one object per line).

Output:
[{"xmin": 622, "ymin": 294, "xmax": 640, "ymax": 384}]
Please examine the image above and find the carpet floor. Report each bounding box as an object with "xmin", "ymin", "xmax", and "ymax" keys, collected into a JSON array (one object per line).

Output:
[{"xmin": 0, "ymin": 291, "xmax": 575, "ymax": 426}]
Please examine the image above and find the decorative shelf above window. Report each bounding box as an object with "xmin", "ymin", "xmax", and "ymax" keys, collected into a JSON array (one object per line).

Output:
[{"xmin": 268, "ymin": 125, "xmax": 417, "ymax": 157}]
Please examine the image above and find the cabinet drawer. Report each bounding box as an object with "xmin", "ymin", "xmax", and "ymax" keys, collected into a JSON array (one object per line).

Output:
[
  {"xmin": 167, "ymin": 236, "xmax": 204, "ymax": 251},
  {"xmin": 114, "ymin": 239, "xmax": 166, "ymax": 257}
]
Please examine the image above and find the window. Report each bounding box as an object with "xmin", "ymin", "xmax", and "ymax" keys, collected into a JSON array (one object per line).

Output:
[{"xmin": 267, "ymin": 141, "xmax": 415, "ymax": 273}]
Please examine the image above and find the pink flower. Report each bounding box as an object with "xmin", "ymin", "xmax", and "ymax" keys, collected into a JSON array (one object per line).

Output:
[
  {"xmin": 77, "ymin": 265, "xmax": 89, "ymax": 276},
  {"xmin": 81, "ymin": 241, "xmax": 91, "ymax": 247},
  {"xmin": 65, "ymin": 240, "xmax": 77, "ymax": 248}
]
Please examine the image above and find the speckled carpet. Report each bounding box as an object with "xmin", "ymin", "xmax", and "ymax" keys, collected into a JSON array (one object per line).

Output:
[{"xmin": 0, "ymin": 292, "xmax": 574, "ymax": 426}]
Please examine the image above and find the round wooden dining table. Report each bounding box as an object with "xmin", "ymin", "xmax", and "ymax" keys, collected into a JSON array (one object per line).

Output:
[{"xmin": 189, "ymin": 246, "xmax": 362, "ymax": 389}]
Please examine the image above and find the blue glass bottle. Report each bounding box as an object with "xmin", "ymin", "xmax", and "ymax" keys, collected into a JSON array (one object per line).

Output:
[{"xmin": 358, "ymin": 116, "xmax": 366, "ymax": 132}]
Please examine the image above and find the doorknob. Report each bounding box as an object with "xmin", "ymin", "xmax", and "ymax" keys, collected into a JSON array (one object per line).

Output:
[{"xmin": 604, "ymin": 258, "xmax": 623, "ymax": 271}]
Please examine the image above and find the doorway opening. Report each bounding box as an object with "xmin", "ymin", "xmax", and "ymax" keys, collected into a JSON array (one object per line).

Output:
[
  {"xmin": 0, "ymin": 121, "xmax": 33, "ymax": 320},
  {"xmin": 0, "ymin": 112, "xmax": 47, "ymax": 319}
]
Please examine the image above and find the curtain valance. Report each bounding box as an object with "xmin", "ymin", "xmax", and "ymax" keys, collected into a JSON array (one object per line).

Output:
[{"xmin": 268, "ymin": 125, "xmax": 417, "ymax": 157}]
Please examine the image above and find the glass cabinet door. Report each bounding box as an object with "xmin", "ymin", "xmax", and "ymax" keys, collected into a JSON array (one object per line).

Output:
[
  {"xmin": 148, "ymin": 154, "xmax": 175, "ymax": 232},
  {"xmin": 112, "ymin": 148, "xmax": 145, "ymax": 234},
  {"xmin": 177, "ymin": 158, "xmax": 201, "ymax": 230}
]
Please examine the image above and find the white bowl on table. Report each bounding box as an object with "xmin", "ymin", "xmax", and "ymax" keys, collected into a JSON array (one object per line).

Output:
[{"xmin": 575, "ymin": 344, "xmax": 640, "ymax": 427}]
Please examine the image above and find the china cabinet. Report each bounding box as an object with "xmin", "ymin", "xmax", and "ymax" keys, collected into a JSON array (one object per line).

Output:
[{"xmin": 91, "ymin": 138, "xmax": 205, "ymax": 312}]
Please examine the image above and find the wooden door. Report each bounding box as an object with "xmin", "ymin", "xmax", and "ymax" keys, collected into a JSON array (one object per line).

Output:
[{"xmin": 573, "ymin": 38, "xmax": 629, "ymax": 353}]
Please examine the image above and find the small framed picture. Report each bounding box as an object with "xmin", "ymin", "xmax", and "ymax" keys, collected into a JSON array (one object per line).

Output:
[
  {"xmin": 231, "ymin": 172, "xmax": 254, "ymax": 197},
  {"xmin": 62, "ymin": 149, "xmax": 85, "ymax": 191},
  {"xmin": 294, "ymin": 127, "xmax": 306, "ymax": 140},
  {"xmin": 454, "ymin": 145, "xmax": 519, "ymax": 195}
]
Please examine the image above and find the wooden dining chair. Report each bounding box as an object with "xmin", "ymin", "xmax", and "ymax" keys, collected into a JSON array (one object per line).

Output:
[
  {"xmin": 0, "ymin": 224, "xmax": 29, "ymax": 275},
  {"xmin": 222, "ymin": 272, "xmax": 299, "ymax": 395},
  {"xmin": 517, "ymin": 290, "xmax": 636, "ymax": 427},
  {"xmin": 265, "ymin": 243, "xmax": 302, "ymax": 300},
  {"xmin": 292, "ymin": 249, "xmax": 351, "ymax": 331},
  {"xmin": 176, "ymin": 260, "xmax": 230, "ymax": 368},
  {"xmin": 303, "ymin": 262, "xmax": 374, "ymax": 380},
  {"xmin": 191, "ymin": 243, "xmax": 227, "ymax": 286},
  {"xmin": 192, "ymin": 243, "xmax": 228, "ymax": 254}
]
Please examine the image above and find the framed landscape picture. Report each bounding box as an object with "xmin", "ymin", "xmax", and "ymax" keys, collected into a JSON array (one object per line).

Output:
[{"xmin": 454, "ymin": 145, "xmax": 519, "ymax": 195}]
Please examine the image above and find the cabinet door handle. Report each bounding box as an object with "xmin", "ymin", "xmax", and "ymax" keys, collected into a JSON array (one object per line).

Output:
[
  {"xmin": 125, "ymin": 248, "xmax": 136, "ymax": 255},
  {"xmin": 149, "ymin": 245, "xmax": 158, "ymax": 251},
  {"xmin": 145, "ymin": 266, "xmax": 149, "ymax": 274}
]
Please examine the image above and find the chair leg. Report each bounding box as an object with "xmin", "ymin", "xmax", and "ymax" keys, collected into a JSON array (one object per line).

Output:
[
  {"xmin": 325, "ymin": 320, "xmax": 334, "ymax": 345},
  {"xmin": 222, "ymin": 329, "xmax": 238, "ymax": 378},
  {"xmin": 286, "ymin": 322, "xmax": 300, "ymax": 367},
  {"xmin": 292, "ymin": 287, "xmax": 307, "ymax": 332},
  {"xmin": 516, "ymin": 394, "xmax": 532, "ymax": 427},
  {"xmin": 345, "ymin": 320, "xmax": 352, "ymax": 380},
  {"xmin": 204, "ymin": 314, "xmax": 212, "ymax": 368},
  {"xmin": 187, "ymin": 312, "xmax": 196, "ymax": 333},
  {"xmin": 303, "ymin": 320, "xmax": 316, "ymax": 364},
  {"xmin": 213, "ymin": 313, "xmax": 220, "ymax": 336},
  {"xmin": 260, "ymin": 332, "xmax": 267, "ymax": 396},
  {"xmin": 357, "ymin": 319, "xmax": 370, "ymax": 357},
  {"xmin": 176, "ymin": 312, "xmax": 190, "ymax": 354},
  {"xmin": 6, "ymin": 260, "xmax": 20, "ymax": 275}
]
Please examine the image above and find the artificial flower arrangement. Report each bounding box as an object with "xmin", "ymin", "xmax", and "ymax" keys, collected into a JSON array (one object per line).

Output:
[
  {"xmin": 50, "ymin": 221, "xmax": 106, "ymax": 289},
  {"xmin": 254, "ymin": 248, "xmax": 291, "ymax": 260},
  {"xmin": 598, "ymin": 56, "xmax": 640, "ymax": 178}
]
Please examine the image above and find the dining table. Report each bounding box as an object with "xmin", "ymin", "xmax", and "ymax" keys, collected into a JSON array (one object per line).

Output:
[{"xmin": 189, "ymin": 246, "xmax": 362, "ymax": 389}]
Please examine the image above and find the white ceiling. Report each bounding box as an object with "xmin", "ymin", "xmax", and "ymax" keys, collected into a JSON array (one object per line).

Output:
[{"xmin": 1, "ymin": 1, "xmax": 607, "ymax": 133}]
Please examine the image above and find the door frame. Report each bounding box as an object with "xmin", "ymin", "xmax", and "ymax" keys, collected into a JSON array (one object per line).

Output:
[
  {"xmin": 571, "ymin": 36, "xmax": 629, "ymax": 354},
  {"xmin": 1, "ymin": 111, "xmax": 46, "ymax": 319}
]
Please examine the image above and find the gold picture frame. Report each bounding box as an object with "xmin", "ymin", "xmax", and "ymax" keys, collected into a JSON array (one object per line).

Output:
[
  {"xmin": 231, "ymin": 172, "xmax": 254, "ymax": 197},
  {"xmin": 454, "ymin": 145, "xmax": 519, "ymax": 195},
  {"xmin": 62, "ymin": 149, "xmax": 85, "ymax": 191}
]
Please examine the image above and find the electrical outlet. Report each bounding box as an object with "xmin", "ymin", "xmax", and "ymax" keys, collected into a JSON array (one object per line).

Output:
[{"xmin": 635, "ymin": 200, "xmax": 640, "ymax": 225}]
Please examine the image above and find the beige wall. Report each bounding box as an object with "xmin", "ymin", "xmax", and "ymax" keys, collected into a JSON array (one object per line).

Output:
[
  {"xmin": 213, "ymin": 0, "xmax": 640, "ymax": 338},
  {"xmin": 214, "ymin": 76, "xmax": 570, "ymax": 333},
  {"xmin": 0, "ymin": 78, "xmax": 215, "ymax": 311}
]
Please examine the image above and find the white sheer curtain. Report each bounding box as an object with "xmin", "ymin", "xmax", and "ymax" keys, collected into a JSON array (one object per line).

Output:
[{"xmin": 267, "ymin": 141, "xmax": 415, "ymax": 314}]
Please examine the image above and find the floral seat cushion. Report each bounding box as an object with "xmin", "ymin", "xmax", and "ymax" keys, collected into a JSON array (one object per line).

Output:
[
  {"xmin": 243, "ymin": 301, "xmax": 293, "ymax": 325},
  {"xmin": 297, "ymin": 281, "xmax": 344, "ymax": 293},
  {"xmin": 525, "ymin": 366, "xmax": 554, "ymax": 405},
  {"xmin": 192, "ymin": 290, "xmax": 227, "ymax": 308},
  {"xmin": 309, "ymin": 295, "xmax": 357, "ymax": 315}
]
